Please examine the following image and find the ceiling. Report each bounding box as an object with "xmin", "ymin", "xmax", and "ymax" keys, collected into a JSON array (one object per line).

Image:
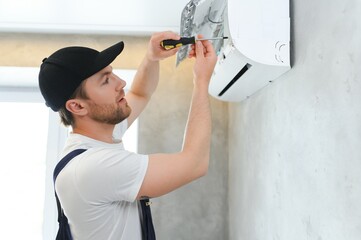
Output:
[{"xmin": 0, "ymin": 0, "xmax": 191, "ymax": 35}]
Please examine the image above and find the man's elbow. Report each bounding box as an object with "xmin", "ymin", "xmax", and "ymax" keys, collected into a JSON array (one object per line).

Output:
[
  {"xmin": 197, "ymin": 168, "xmax": 208, "ymax": 178},
  {"xmin": 195, "ymin": 157, "xmax": 210, "ymax": 178}
]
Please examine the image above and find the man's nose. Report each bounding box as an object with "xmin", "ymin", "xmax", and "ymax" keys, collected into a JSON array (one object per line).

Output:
[{"xmin": 116, "ymin": 78, "xmax": 126, "ymax": 91}]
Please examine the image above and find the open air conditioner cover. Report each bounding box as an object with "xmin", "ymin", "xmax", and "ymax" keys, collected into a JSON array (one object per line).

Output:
[{"xmin": 178, "ymin": 0, "xmax": 291, "ymax": 102}]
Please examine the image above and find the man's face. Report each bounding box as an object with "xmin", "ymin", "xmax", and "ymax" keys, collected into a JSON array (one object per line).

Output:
[{"xmin": 83, "ymin": 65, "xmax": 131, "ymax": 125}]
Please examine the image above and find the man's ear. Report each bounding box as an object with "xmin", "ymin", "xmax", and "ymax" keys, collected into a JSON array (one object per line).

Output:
[{"xmin": 65, "ymin": 99, "xmax": 88, "ymax": 116}]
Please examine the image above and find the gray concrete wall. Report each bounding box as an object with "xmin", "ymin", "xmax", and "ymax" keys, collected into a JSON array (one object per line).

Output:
[
  {"xmin": 228, "ymin": 0, "xmax": 361, "ymax": 239},
  {"xmin": 0, "ymin": 33, "xmax": 229, "ymax": 240}
]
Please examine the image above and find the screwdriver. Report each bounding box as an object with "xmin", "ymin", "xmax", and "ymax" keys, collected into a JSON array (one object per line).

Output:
[{"xmin": 161, "ymin": 36, "xmax": 228, "ymax": 50}]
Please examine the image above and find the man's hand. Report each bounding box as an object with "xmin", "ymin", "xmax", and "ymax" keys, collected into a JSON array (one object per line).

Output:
[
  {"xmin": 146, "ymin": 31, "xmax": 180, "ymax": 62},
  {"xmin": 188, "ymin": 35, "xmax": 217, "ymax": 86}
]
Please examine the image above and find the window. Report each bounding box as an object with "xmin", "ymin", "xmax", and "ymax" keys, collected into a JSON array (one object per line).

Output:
[
  {"xmin": 0, "ymin": 102, "xmax": 50, "ymax": 239},
  {"xmin": 0, "ymin": 66, "xmax": 137, "ymax": 239}
]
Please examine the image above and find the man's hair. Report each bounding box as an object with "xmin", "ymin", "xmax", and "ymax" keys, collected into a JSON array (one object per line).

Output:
[{"xmin": 59, "ymin": 80, "xmax": 89, "ymax": 127}]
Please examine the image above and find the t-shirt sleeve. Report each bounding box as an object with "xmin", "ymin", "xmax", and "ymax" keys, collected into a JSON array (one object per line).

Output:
[{"xmin": 74, "ymin": 148, "xmax": 148, "ymax": 203}]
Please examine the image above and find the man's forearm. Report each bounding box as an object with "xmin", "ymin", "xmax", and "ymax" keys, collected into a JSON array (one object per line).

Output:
[
  {"xmin": 130, "ymin": 56, "xmax": 160, "ymax": 99},
  {"xmin": 124, "ymin": 31, "xmax": 179, "ymax": 127},
  {"xmin": 182, "ymin": 82, "xmax": 212, "ymax": 175}
]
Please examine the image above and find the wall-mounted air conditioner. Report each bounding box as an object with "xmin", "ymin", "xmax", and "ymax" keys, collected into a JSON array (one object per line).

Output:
[{"xmin": 209, "ymin": 0, "xmax": 291, "ymax": 101}]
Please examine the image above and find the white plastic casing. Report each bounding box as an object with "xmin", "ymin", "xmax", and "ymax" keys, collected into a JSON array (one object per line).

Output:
[{"xmin": 209, "ymin": 0, "xmax": 291, "ymax": 102}]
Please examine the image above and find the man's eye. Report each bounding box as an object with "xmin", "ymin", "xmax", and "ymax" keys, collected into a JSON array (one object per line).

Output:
[{"xmin": 103, "ymin": 78, "xmax": 109, "ymax": 85}]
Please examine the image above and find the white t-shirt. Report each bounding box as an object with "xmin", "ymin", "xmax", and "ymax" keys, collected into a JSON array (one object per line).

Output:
[{"xmin": 56, "ymin": 120, "xmax": 148, "ymax": 240}]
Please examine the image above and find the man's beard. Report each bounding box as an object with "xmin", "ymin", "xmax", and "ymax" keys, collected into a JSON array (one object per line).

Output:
[{"xmin": 87, "ymin": 101, "xmax": 131, "ymax": 125}]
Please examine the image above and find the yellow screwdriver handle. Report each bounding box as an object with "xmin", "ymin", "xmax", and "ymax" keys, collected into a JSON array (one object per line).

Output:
[{"xmin": 161, "ymin": 37, "xmax": 196, "ymax": 50}]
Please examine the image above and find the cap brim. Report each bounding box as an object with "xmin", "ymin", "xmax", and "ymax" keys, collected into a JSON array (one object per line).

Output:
[{"xmin": 92, "ymin": 41, "xmax": 124, "ymax": 75}]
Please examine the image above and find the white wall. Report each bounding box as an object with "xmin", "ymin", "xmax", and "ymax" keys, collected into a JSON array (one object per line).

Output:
[
  {"xmin": 0, "ymin": 0, "xmax": 190, "ymax": 35},
  {"xmin": 228, "ymin": 0, "xmax": 361, "ymax": 239}
]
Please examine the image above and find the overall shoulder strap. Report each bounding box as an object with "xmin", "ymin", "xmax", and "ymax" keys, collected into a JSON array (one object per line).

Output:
[
  {"xmin": 53, "ymin": 149, "xmax": 87, "ymax": 183},
  {"xmin": 53, "ymin": 149, "xmax": 87, "ymax": 240}
]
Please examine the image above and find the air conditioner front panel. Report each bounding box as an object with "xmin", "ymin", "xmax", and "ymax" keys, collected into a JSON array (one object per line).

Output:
[{"xmin": 209, "ymin": 44, "xmax": 290, "ymax": 102}]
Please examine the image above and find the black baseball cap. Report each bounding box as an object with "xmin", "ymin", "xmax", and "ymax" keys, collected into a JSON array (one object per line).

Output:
[{"xmin": 38, "ymin": 41, "xmax": 124, "ymax": 112}]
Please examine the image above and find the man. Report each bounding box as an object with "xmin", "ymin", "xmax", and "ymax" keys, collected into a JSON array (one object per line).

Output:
[{"xmin": 38, "ymin": 31, "xmax": 217, "ymax": 239}]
